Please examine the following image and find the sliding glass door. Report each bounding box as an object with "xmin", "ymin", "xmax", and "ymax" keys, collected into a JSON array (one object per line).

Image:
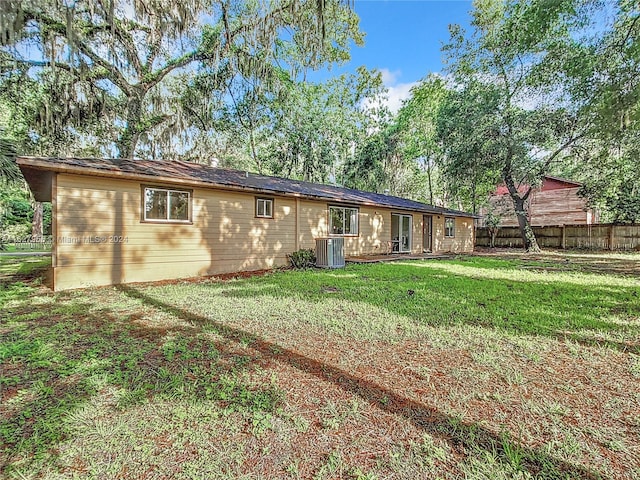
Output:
[{"xmin": 391, "ymin": 214, "xmax": 412, "ymax": 253}]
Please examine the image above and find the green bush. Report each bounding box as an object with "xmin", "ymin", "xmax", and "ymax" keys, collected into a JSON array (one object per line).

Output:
[
  {"xmin": 287, "ymin": 248, "xmax": 316, "ymax": 269},
  {"xmin": 1, "ymin": 223, "xmax": 30, "ymax": 240}
]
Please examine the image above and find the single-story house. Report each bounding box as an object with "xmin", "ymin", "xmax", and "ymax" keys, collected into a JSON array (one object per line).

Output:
[
  {"xmin": 480, "ymin": 176, "xmax": 599, "ymax": 227},
  {"xmin": 17, "ymin": 156, "xmax": 477, "ymax": 291}
]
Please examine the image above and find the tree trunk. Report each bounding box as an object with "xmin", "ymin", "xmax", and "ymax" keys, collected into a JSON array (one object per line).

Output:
[
  {"xmin": 427, "ymin": 162, "xmax": 434, "ymax": 205},
  {"xmin": 249, "ymin": 128, "xmax": 261, "ymax": 174},
  {"xmin": 116, "ymin": 91, "xmax": 144, "ymax": 159},
  {"xmin": 32, "ymin": 201, "xmax": 43, "ymax": 239},
  {"xmin": 503, "ymin": 164, "xmax": 540, "ymax": 252},
  {"xmin": 511, "ymin": 194, "xmax": 540, "ymax": 252},
  {"xmin": 471, "ymin": 179, "xmax": 477, "ymax": 215},
  {"xmin": 489, "ymin": 228, "xmax": 498, "ymax": 248}
]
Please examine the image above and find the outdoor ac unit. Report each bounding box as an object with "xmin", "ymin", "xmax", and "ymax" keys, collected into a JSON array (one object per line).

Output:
[{"xmin": 315, "ymin": 237, "xmax": 345, "ymax": 268}]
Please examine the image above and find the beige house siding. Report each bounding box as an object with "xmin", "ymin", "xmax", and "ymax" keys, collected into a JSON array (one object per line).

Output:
[
  {"xmin": 52, "ymin": 173, "xmax": 475, "ymax": 290},
  {"xmin": 298, "ymin": 204, "xmax": 388, "ymax": 256},
  {"xmin": 433, "ymin": 216, "xmax": 445, "ymax": 253},
  {"xmin": 412, "ymin": 213, "xmax": 422, "ymax": 253},
  {"xmin": 298, "ymin": 200, "xmax": 328, "ymax": 249},
  {"xmin": 54, "ymin": 173, "xmax": 298, "ymax": 289},
  {"xmin": 441, "ymin": 216, "xmax": 475, "ymax": 252},
  {"xmin": 55, "ymin": 174, "xmax": 206, "ymax": 289},
  {"xmin": 344, "ymin": 207, "xmax": 387, "ymax": 255}
]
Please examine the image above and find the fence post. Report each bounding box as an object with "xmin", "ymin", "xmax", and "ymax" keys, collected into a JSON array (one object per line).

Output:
[{"xmin": 608, "ymin": 224, "xmax": 615, "ymax": 251}]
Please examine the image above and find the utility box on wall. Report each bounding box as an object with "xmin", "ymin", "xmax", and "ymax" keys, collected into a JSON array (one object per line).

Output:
[{"xmin": 315, "ymin": 237, "xmax": 345, "ymax": 268}]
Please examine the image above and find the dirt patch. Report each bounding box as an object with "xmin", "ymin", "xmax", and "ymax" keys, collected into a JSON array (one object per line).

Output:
[{"xmin": 473, "ymin": 248, "xmax": 640, "ymax": 276}]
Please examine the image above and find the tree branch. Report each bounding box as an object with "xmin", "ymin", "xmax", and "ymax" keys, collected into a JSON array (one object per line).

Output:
[
  {"xmin": 21, "ymin": 8, "xmax": 133, "ymax": 95},
  {"xmin": 145, "ymin": 31, "xmax": 163, "ymax": 72},
  {"xmin": 541, "ymin": 130, "xmax": 588, "ymax": 172},
  {"xmin": 144, "ymin": 50, "xmax": 203, "ymax": 90},
  {"xmin": 522, "ymin": 185, "xmax": 534, "ymax": 201},
  {"xmin": 12, "ymin": 59, "xmax": 72, "ymax": 71},
  {"xmin": 614, "ymin": 14, "xmax": 639, "ymax": 53},
  {"xmin": 108, "ymin": 17, "xmax": 144, "ymax": 77},
  {"xmin": 74, "ymin": 42, "xmax": 132, "ymax": 94}
]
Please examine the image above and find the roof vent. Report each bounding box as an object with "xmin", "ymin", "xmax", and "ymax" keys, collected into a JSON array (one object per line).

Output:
[{"xmin": 245, "ymin": 171, "xmax": 249, "ymax": 178}]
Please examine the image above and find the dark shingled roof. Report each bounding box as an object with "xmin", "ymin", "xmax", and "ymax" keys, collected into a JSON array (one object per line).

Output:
[{"xmin": 17, "ymin": 156, "xmax": 477, "ymax": 218}]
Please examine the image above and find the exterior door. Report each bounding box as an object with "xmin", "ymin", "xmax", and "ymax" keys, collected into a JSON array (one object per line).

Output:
[
  {"xmin": 392, "ymin": 214, "xmax": 412, "ymax": 253},
  {"xmin": 423, "ymin": 215, "xmax": 432, "ymax": 252}
]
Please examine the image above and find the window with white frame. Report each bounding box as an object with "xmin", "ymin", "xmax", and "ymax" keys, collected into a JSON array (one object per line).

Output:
[
  {"xmin": 445, "ymin": 217, "xmax": 455, "ymax": 237},
  {"xmin": 143, "ymin": 186, "xmax": 191, "ymax": 222},
  {"xmin": 255, "ymin": 197, "xmax": 273, "ymax": 218},
  {"xmin": 329, "ymin": 205, "xmax": 358, "ymax": 235}
]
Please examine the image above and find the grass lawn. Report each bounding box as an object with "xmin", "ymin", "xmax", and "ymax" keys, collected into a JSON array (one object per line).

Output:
[
  {"xmin": 1, "ymin": 252, "xmax": 639, "ymax": 479},
  {"xmin": 0, "ymin": 244, "xmax": 52, "ymax": 254}
]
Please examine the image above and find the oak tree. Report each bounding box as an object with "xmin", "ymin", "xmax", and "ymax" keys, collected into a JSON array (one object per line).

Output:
[{"xmin": 0, "ymin": 0, "xmax": 359, "ymax": 159}]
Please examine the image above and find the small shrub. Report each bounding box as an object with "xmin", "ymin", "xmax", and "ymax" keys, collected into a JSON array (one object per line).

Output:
[
  {"xmin": 484, "ymin": 208, "xmax": 502, "ymax": 248},
  {"xmin": 288, "ymin": 248, "xmax": 316, "ymax": 269},
  {"xmin": 2, "ymin": 223, "xmax": 30, "ymax": 240}
]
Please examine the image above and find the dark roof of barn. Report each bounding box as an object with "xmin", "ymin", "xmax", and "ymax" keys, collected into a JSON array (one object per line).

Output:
[{"xmin": 17, "ymin": 156, "xmax": 477, "ymax": 217}]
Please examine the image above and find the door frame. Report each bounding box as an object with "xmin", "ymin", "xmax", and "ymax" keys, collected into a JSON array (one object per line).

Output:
[{"xmin": 391, "ymin": 213, "xmax": 412, "ymax": 253}]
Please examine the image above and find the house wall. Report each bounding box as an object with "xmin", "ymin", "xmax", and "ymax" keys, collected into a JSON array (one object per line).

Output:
[
  {"xmin": 54, "ymin": 173, "xmax": 209, "ymax": 290},
  {"xmin": 529, "ymin": 187, "xmax": 597, "ymax": 225},
  {"xmin": 298, "ymin": 203, "xmax": 395, "ymax": 256},
  {"xmin": 52, "ymin": 173, "xmax": 474, "ymax": 290},
  {"xmin": 431, "ymin": 215, "xmax": 475, "ymax": 253},
  {"xmin": 54, "ymin": 173, "xmax": 298, "ymax": 290},
  {"xmin": 486, "ymin": 187, "xmax": 596, "ymax": 227}
]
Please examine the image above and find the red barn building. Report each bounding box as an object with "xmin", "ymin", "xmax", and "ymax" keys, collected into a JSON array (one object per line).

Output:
[{"xmin": 483, "ymin": 176, "xmax": 598, "ymax": 227}]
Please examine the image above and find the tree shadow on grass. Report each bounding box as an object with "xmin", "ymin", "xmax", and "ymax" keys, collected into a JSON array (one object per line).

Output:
[
  {"xmin": 193, "ymin": 261, "xmax": 640, "ymax": 354},
  {"xmin": 0, "ymin": 256, "xmax": 51, "ymax": 287},
  {"xmin": 0, "ymin": 296, "xmax": 281, "ymax": 476},
  {"xmin": 119, "ymin": 284, "xmax": 603, "ymax": 480}
]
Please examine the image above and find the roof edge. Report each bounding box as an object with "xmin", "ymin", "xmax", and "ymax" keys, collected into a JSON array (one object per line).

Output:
[
  {"xmin": 17, "ymin": 156, "xmax": 479, "ymax": 218},
  {"xmin": 543, "ymin": 175, "xmax": 582, "ymax": 187}
]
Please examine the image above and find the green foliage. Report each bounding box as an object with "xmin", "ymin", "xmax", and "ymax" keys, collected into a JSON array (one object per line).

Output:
[
  {"xmin": 0, "ymin": 0, "xmax": 362, "ymax": 159},
  {"xmin": 342, "ymin": 123, "xmax": 400, "ymax": 194},
  {"xmin": 435, "ymin": 80, "xmax": 503, "ymax": 214},
  {"xmin": 0, "ymin": 135, "xmax": 20, "ymax": 184},
  {"xmin": 437, "ymin": 0, "xmax": 624, "ymax": 249},
  {"xmin": 0, "ymin": 186, "xmax": 52, "ymax": 238},
  {"xmin": 2, "ymin": 195, "xmax": 31, "ymax": 225},
  {"xmin": 579, "ymin": 166, "xmax": 640, "ymax": 223},
  {"xmin": 545, "ymin": 0, "xmax": 640, "ymax": 222},
  {"xmin": 242, "ymin": 67, "xmax": 388, "ymax": 183},
  {"xmin": 484, "ymin": 207, "xmax": 502, "ymax": 248},
  {"xmin": 394, "ymin": 75, "xmax": 448, "ymax": 205},
  {"xmin": 287, "ymin": 248, "xmax": 317, "ymax": 269}
]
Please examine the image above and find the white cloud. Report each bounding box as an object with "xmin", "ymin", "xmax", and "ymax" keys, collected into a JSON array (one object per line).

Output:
[
  {"xmin": 386, "ymin": 82, "xmax": 417, "ymax": 113},
  {"xmin": 380, "ymin": 68, "xmax": 400, "ymax": 86},
  {"xmin": 378, "ymin": 68, "xmax": 418, "ymax": 114}
]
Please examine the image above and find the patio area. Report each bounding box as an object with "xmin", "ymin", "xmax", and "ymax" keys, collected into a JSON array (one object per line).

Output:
[{"xmin": 346, "ymin": 253, "xmax": 452, "ymax": 264}]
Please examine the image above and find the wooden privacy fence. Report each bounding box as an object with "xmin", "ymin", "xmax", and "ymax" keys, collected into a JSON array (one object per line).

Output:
[{"xmin": 476, "ymin": 224, "xmax": 640, "ymax": 250}]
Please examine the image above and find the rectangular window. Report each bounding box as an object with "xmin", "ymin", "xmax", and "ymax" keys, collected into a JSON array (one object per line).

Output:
[
  {"xmin": 329, "ymin": 206, "xmax": 358, "ymax": 235},
  {"xmin": 256, "ymin": 197, "xmax": 273, "ymax": 218},
  {"xmin": 143, "ymin": 186, "xmax": 191, "ymax": 222},
  {"xmin": 445, "ymin": 217, "xmax": 455, "ymax": 238}
]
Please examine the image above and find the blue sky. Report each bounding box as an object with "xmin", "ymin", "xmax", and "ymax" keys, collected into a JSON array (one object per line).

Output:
[{"xmin": 313, "ymin": 0, "xmax": 474, "ymax": 111}]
